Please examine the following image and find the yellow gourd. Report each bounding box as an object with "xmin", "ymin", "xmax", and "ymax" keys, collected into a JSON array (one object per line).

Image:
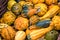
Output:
[
  {"xmin": 40, "ymin": 5, "xmax": 59, "ymax": 20},
  {"xmin": 19, "ymin": 1, "xmax": 25, "ymax": 6},
  {"xmin": 34, "ymin": 3, "xmax": 47, "ymax": 16},
  {"xmin": 26, "ymin": 25, "xmax": 53, "ymax": 40},
  {"xmin": 7, "ymin": 0, "xmax": 16, "ymax": 10}
]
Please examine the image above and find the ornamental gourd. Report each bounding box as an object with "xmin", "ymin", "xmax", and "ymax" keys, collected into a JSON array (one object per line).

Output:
[
  {"xmin": 29, "ymin": 15, "xmax": 39, "ymax": 25},
  {"xmin": 11, "ymin": 3, "xmax": 22, "ymax": 15},
  {"xmin": 34, "ymin": 3, "xmax": 48, "ymax": 17},
  {"xmin": 52, "ymin": 16, "xmax": 60, "ymax": 30},
  {"xmin": 7, "ymin": 0, "xmax": 16, "ymax": 10},
  {"xmin": 22, "ymin": 2, "xmax": 34, "ymax": 17},
  {"xmin": 26, "ymin": 26, "xmax": 53, "ymax": 40},
  {"xmin": 1, "ymin": 25, "xmax": 16, "ymax": 40},
  {"xmin": 15, "ymin": 31, "xmax": 26, "ymax": 40},
  {"xmin": 1, "ymin": 11, "xmax": 16, "ymax": 25},
  {"xmin": 40, "ymin": 5, "xmax": 59, "ymax": 20},
  {"xmin": 14, "ymin": 17, "xmax": 29, "ymax": 30},
  {"xmin": 44, "ymin": 30, "xmax": 58, "ymax": 40}
]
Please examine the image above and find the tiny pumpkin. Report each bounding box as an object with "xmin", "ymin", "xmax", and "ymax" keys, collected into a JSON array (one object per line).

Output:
[{"xmin": 14, "ymin": 17, "xmax": 29, "ymax": 30}]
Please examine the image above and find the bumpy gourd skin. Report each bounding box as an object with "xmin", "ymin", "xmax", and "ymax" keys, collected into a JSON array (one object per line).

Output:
[
  {"xmin": 34, "ymin": 3, "xmax": 47, "ymax": 17},
  {"xmin": 1, "ymin": 11, "xmax": 16, "ymax": 25},
  {"xmin": 11, "ymin": 3, "xmax": 22, "ymax": 15},
  {"xmin": 52, "ymin": 16, "xmax": 60, "ymax": 30},
  {"xmin": 14, "ymin": 17, "xmax": 29, "ymax": 30},
  {"xmin": 44, "ymin": 30, "xmax": 58, "ymax": 40},
  {"xmin": 29, "ymin": 15, "xmax": 39, "ymax": 25}
]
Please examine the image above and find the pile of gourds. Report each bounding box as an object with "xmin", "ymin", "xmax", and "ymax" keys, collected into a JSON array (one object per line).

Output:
[{"xmin": 0, "ymin": 0, "xmax": 60, "ymax": 40}]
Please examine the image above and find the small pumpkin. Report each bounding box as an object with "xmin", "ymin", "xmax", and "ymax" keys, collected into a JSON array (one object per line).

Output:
[
  {"xmin": 26, "ymin": 26, "xmax": 53, "ymax": 40},
  {"xmin": 44, "ymin": 30, "xmax": 58, "ymax": 40},
  {"xmin": 45, "ymin": 0, "xmax": 58, "ymax": 5},
  {"xmin": 1, "ymin": 25, "xmax": 16, "ymax": 40},
  {"xmin": 34, "ymin": 3, "xmax": 48, "ymax": 17},
  {"xmin": 19, "ymin": 1, "xmax": 25, "ymax": 6},
  {"xmin": 7, "ymin": 0, "xmax": 16, "ymax": 10},
  {"xmin": 40, "ymin": 5, "xmax": 59, "ymax": 20},
  {"xmin": 14, "ymin": 17, "xmax": 29, "ymax": 30},
  {"xmin": 11, "ymin": 3, "xmax": 22, "ymax": 15},
  {"xmin": 15, "ymin": 31, "xmax": 26, "ymax": 40},
  {"xmin": 29, "ymin": 15, "xmax": 39, "ymax": 25},
  {"xmin": 52, "ymin": 16, "xmax": 60, "ymax": 30},
  {"xmin": 1, "ymin": 11, "xmax": 16, "ymax": 25}
]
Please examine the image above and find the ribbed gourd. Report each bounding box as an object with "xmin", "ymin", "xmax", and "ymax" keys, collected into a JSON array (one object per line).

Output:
[
  {"xmin": 7, "ymin": 0, "xmax": 16, "ymax": 10},
  {"xmin": 34, "ymin": 3, "xmax": 47, "ymax": 17},
  {"xmin": 40, "ymin": 5, "xmax": 59, "ymax": 20},
  {"xmin": 15, "ymin": 31, "xmax": 26, "ymax": 40},
  {"xmin": 44, "ymin": 30, "xmax": 58, "ymax": 40},
  {"xmin": 14, "ymin": 17, "xmax": 29, "ymax": 30},
  {"xmin": 26, "ymin": 26, "xmax": 53, "ymax": 40},
  {"xmin": 11, "ymin": 3, "xmax": 22, "ymax": 15},
  {"xmin": 1, "ymin": 11, "xmax": 16, "ymax": 25},
  {"xmin": 1, "ymin": 25, "xmax": 16, "ymax": 40},
  {"xmin": 45, "ymin": 0, "xmax": 58, "ymax": 5}
]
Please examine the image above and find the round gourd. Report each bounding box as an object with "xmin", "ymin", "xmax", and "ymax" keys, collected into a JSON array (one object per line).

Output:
[
  {"xmin": 22, "ymin": 2, "xmax": 33, "ymax": 17},
  {"xmin": 44, "ymin": 30, "xmax": 58, "ymax": 40},
  {"xmin": 14, "ymin": 17, "xmax": 29, "ymax": 30},
  {"xmin": 19, "ymin": 1, "xmax": 25, "ymax": 6},
  {"xmin": 29, "ymin": 15, "xmax": 39, "ymax": 25},
  {"xmin": 34, "ymin": 3, "xmax": 47, "ymax": 16},
  {"xmin": 1, "ymin": 11, "xmax": 16, "ymax": 25},
  {"xmin": 45, "ymin": 0, "xmax": 58, "ymax": 5},
  {"xmin": 7, "ymin": 0, "xmax": 16, "ymax": 10},
  {"xmin": 15, "ymin": 31, "xmax": 26, "ymax": 40},
  {"xmin": 32, "ymin": 0, "xmax": 44, "ymax": 4},
  {"xmin": 11, "ymin": 3, "xmax": 22, "ymax": 15},
  {"xmin": 1, "ymin": 26, "xmax": 16, "ymax": 40}
]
